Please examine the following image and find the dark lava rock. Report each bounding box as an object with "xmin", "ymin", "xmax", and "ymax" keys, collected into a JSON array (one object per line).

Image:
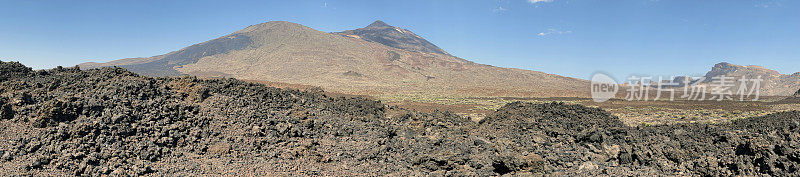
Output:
[
  {"xmin": 0, "ymin": 61, "xmax": 32, "ymax": 82},
  {"xmin": 0, "ymin": 60, "xmax": 799, "ymax": 176}
]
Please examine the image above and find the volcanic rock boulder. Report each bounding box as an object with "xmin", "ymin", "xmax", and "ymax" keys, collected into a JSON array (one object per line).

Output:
[
  {"xmin": 0, "ymin": 61, "xmax": 32, "ymax": 82},
  {"xmin": 31, "ymin": 99, "xmax": 82, "ymax": 128}
]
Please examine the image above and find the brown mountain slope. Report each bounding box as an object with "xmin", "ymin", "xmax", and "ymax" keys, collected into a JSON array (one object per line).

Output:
[
  {"xmin": 698, "ymin": 62, "xmax": 800, "ymax": 96},
  {"xmin": 81, "ymin": 21, "xmax": 588, "ymax": 98}
]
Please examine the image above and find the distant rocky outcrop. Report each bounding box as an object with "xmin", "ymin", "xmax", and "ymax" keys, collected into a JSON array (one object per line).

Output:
[
  {"xmin": 776, "ymin": 88, "xmax": 800, "ymax": 103},
  {"xmin": 698, "ymin": 62, "xmax": 800, "ymax": 96},
  {"xmin": 704, "ymin": 62, "xmax": 780, "ymax": 80},
  {"xmin": 670, "ymin": 76, "xmax": 696, "ymax": 87}
]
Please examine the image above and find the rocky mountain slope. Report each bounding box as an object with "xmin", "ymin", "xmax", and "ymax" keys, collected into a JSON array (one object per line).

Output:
[
  {"xmin": 3, "ymin": 61, "xmax": 800, "ymax": 176},
  {"xmin": 333, "ymin": 20, "xmax": 449, "ymax": 55},
  {"xmin": 699, "ymin": 62, "xmax": 800, "ymax": 96},
  {"xmin": 80, "ymin": 21, "xmax": 588, "ymax": 98}
]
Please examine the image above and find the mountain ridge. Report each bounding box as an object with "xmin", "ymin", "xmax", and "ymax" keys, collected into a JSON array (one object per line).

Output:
[
  {"xmin": 698, "ymin": 62, "xmax": 800, "ymax": 96},
  {"xmin": 80, "ymin": 20, "xmax": 589, "ymax": 98}
]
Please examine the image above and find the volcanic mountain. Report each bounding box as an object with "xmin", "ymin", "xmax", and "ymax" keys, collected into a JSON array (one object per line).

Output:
[{"xmin": 81, "ymin": 21, "xmax": 588, "ymax": 98}]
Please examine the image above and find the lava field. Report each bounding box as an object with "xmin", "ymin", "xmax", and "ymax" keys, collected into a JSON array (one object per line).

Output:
[{"xmin": 1, "ymin": 61, "xmax": 799, "ymax": 176}]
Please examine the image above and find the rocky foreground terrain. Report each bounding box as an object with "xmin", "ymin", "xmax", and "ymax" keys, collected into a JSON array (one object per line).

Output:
[{"xmin": 1, "ymin": 61, "xmax": 799, "ymax": 176}]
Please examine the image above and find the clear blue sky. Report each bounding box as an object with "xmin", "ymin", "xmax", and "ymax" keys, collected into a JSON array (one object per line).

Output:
[{"xmin": 1, "ymin": 0, "xmax": 798, "ymax": 80}]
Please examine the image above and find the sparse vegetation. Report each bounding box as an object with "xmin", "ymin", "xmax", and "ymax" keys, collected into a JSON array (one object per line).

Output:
[{"xmin": 381, "ymin": 94, "xmax": 797, "ymax": 127}]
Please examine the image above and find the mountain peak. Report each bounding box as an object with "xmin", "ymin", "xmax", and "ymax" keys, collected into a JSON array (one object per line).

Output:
[
  {"xmin": 706, "ymin": 62, "xmax": 780, "ymax": 78},
  {"xmin": 241, "ymin": 21, "xmax": 312, "ymax": 32},
  {"xmin": 714, "ymin": 62, "xmax": 734, "ymax": 67},
  {"xmin": 710, "ymin": 62, "xmax": 740, "ymax": 72},
  {"xmin": 712, "ymin": 62, "xmax": 773, "ymax": 71},
  {"xmin": 334, "ymin": 20, "xmax": 449, "ymax": 55},
  {"xmin": 366, "ymin": 20, "xmax": 392, "ymax": 28}
]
